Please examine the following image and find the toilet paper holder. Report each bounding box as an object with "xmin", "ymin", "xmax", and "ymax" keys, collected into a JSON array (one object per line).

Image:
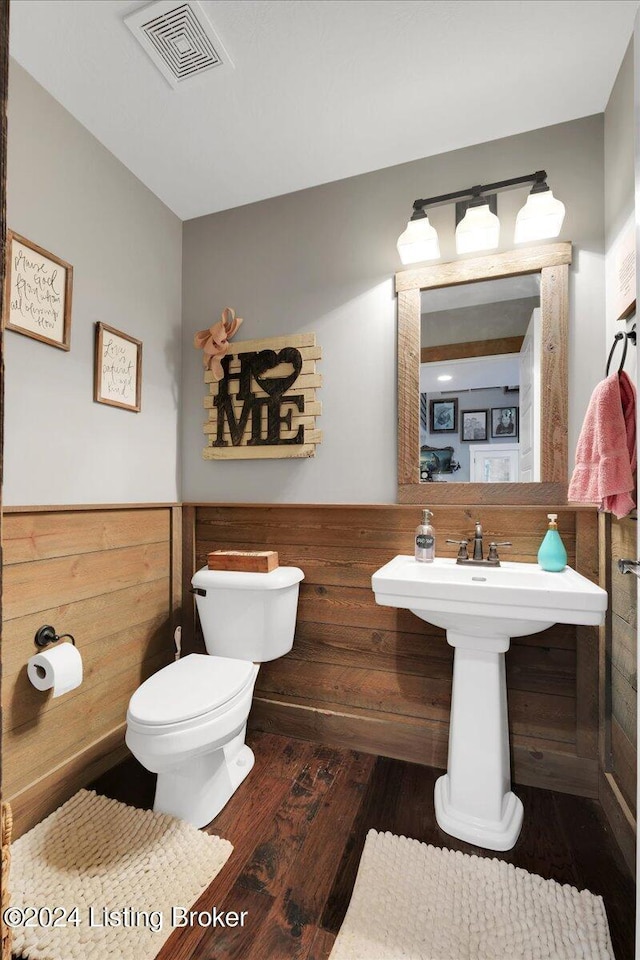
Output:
[{"xmin": 34, "ymin": 625, "xmax": 76, "ymax": 649}]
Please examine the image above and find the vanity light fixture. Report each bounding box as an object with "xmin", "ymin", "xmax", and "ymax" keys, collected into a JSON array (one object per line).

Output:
[{"xmin": 397, "ymin": 170, "xmax": 565, "ymax": 265}]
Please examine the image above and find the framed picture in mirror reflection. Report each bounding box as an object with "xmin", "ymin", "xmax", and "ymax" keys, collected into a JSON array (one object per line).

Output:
[
  {"xmin": 491, "ymin": 406, "xmax": 518, "ymax": 439},
  {"xmin": 429, "ymin": 398, "xmax": 458, "ymax": 433},
  {"xmin": 461, "ymin": 409, "xmax": 488, "ymax": 442}
]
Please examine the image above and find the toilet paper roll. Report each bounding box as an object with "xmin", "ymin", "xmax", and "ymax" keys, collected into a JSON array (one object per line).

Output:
[{"xmin": 27, "ymin": 642, "xmax": 83, "ymax": 698}]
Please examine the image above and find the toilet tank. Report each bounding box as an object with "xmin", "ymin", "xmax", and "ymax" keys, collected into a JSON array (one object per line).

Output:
[{"xmin": 191, "ymin": 565, "xmax": 304, "ymax": 662}]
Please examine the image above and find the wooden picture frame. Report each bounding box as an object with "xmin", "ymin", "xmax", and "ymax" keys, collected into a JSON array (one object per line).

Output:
[
  {"xmin": 3, "ymin": 230, "xmax": 73, "ymax": 350},
  {"xmin": 429, "ymin": 397, "xmax": 458, "ymax": 433},
  {"xmin": 94, "ymin": 322, "xmax": 142, "ymax": 412},
  {"xmin": 395, "ymin": 242, "xmax": 571, "ymax": 505},
  {"xmin": 461, "ymin": 409, "xmax": 488, "ymax": 442},
  {"xmin": 491, "ymin": 406, "xmax": 519, "ymax": 439}
]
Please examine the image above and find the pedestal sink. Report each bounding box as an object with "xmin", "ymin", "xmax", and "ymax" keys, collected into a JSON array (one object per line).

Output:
[{"xmin": 371, "ymin": 555, "xmax": 607, "ymax": 851}]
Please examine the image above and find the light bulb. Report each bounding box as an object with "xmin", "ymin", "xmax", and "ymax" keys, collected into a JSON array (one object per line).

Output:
[
  {"xmin": 397, "ymin": 214, "xmax": 440, "ymax": 265},
  {"xmin": 514, "ymin": 188, "xmax": 565, "ymax": 242},
  {"xmin": 455, "ymin": 203, "xmax": 500, "ymax": 255}
]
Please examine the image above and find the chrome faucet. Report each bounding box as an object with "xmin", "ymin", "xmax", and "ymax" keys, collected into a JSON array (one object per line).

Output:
[{"xmin": 446, "ymin": 520, "xmax": 512, "ymax": 567}]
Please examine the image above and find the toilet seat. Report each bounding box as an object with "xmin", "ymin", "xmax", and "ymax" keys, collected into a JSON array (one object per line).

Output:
[{"xmin": 128, "ymin": 653, "xmax": 255, "ymax": 727}]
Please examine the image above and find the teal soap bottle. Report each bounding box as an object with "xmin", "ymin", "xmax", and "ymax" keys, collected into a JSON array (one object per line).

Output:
[{"xmin": 537, "ymin": 514, "xmax": 567, "ymax": 572}]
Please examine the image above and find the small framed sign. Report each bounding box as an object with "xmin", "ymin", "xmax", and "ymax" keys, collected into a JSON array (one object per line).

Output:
[
  {"xmin": 613, "ymin": 223, "xmax": 636, "ymax": 322},
  {"xmin": 3, "ymin": 230, "xmax": 73, "ymax": 350},
  {"xmin": 94, "ymin": 322, "xmax": 142, "ymax": 412}
]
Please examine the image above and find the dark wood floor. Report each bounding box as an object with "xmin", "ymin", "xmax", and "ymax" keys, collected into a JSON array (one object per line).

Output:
[{"xmin": 86, "ymin": 732, "xmax": 635, "ymax": 960}]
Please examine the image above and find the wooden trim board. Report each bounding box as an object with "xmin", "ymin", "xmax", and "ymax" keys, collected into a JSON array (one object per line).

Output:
[
  {"xmin": 599, "ymin": 769, "xmax": 636, "ymax": 879},
  {"xmin": 395, "ymin": 242, "xmax": 573, "ymax": 293},
  {"xmin": 181, "ymin": 505, "xmax": 197, "ymax": 656},
  {"xmin": 421, "ymin": 335, "xmax": 525, "ymax": 363},
  {"xmin": 396, "ymin": 244, "xmax": 571, "ymax": 504},
  {"xmin": 3, "ymin": 502, "xmax": 180, "ymax": 513},
  {"xmin": 574, "ymin": 510, "xmax": 599, "ymax": 759}
]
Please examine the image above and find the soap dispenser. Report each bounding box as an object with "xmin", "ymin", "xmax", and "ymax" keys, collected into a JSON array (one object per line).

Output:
[
  {"xmin": 537, "ymin": 514, "xmax": 567, "ymax": 572},
  {"xmin": 415, "ymin": 509, "xmax": 435, "ymax": 563}
]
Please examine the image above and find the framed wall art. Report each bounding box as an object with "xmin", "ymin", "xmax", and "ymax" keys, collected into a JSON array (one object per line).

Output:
[
  {"xmin": 461, "ymin": 409, "xmax": 488, "ymax": 441},
  {"xmin": 491, "ymin": 406, "xmax": 518, "ymax": 439},
  {"xmin": 94, "ymin": 322, "xmax": 142, "ymax": 412},
  {"xmin": 200, "ymin": 324, "xmax": 322, "ymax": 461},
  {"xmin": 420, "ymin": 445, "xmax": 456, "ymax": 477},
  {"xmin": 429, "ymin": 397, "xmax": 458, "ymax": 433},
  {"xmin": 3, "ymin": 230, "xmax": 73, "ymax": 350}
]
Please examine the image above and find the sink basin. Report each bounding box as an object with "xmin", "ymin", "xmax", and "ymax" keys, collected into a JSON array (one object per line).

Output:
[
  {"xmin": 372, "ymin": 555, "xmax": 607, "ymax": 639},
  {"xmin": 371, "ymin": 554, "xmax": 607, "ymax": 852}
]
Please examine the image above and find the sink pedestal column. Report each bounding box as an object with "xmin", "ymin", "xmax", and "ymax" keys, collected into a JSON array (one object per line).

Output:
[{"xmin": 434, "ymin": 631, "xmax": 523, "ymax": 851}]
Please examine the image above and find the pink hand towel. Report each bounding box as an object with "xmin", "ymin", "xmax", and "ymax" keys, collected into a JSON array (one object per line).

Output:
[{"xmin": 568, "ymin": 371, "xmax": 636, "ymax": 519}]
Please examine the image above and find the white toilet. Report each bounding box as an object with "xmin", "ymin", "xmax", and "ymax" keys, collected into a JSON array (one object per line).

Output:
[{"xmin": 125, "ymin": 563, "xmax": 304, "ymax": 828}]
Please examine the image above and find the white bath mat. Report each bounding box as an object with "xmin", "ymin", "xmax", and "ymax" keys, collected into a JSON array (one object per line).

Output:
[
  {"xmin": 9, "ymin": 789, "xmax": 233, "ymax": 960},
  {"xmin": 329, "ymin": 829, "xmax": 614, "ymax": 960}
]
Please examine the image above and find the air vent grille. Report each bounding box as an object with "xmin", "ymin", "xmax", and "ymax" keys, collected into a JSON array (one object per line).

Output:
[{"xmin": 125, "ymin": 0, "xmax": 233, "ymax": 88}]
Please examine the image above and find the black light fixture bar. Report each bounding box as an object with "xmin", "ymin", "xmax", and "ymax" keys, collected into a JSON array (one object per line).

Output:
[{"xmin": 411, "ymin": 170, "xmax": 547, "ymax": 215}]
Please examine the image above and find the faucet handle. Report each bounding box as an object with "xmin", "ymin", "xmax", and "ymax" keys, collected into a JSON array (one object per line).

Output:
[
  {"xmin": 487, "ymin": 541, "xmax": 512, "ymax": 562},
  {"xmin": 446, "ymin": 539, "xmax": 470, "ymax": 561}
]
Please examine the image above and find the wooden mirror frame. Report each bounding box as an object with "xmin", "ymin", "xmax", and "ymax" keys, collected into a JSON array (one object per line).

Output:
[{"xmin": 396, "ymin": 242, "xmax": 572, "ymax": 504}]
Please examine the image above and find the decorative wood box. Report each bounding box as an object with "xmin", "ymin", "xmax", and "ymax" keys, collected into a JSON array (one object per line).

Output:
[{"xmin": 207, "ymin": 550, "xmax": 279, "ymax": 573}]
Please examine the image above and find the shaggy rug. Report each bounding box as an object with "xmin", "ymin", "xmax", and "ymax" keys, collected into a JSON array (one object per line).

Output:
[
  {"xmin": 9, "ymin": 789, "xmax": 232, "ymax": 960},
  {"xmin": 329, "ymin": 829, "xmax": 613, "ymax": 960}
]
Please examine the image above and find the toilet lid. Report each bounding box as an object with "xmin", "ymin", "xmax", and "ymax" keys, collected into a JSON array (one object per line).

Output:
[{"xmin": 128, "ymin": 654, "xmax": 255, "ymax": 726}]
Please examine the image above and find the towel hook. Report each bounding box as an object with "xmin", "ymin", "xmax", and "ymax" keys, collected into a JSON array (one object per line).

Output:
[{"xmin": 606, "ymin": 326, "xmax": 637, "ymax": 376}]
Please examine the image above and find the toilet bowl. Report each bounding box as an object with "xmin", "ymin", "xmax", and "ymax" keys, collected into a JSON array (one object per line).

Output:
[{"xmin": 125, "ymin": 564, "xmax": 304, "ymax": 828}]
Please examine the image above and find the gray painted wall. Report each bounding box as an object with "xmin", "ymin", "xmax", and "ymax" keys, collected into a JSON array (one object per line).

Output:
[
  {"xmin": 605, "ymin": 41, "xmax": 635, "ymax": 248},
  {"xmin": 182, "ymin": 115, "xmax": 605, "ymax": 503},
  {"xmin": 5, "ymin": 62, "xmax": 182, "ymax": 505},
  {"xmin": 604, "ymin": 40, "xmax": 636, "ymax": 380}
]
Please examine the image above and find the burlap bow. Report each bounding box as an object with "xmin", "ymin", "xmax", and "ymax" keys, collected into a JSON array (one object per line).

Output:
[{"xmin": 193, "ymin": 307, "xmax": 243, "ymax": 381}]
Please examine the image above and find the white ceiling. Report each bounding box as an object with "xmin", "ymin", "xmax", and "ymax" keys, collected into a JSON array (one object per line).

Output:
[
  {"xmin": 421, "ymin": 354, "xmax": 520, "ymax": 393},
  {"xmin": 9, "ymin": 0, "xmax": 640, "ymax": 221}
]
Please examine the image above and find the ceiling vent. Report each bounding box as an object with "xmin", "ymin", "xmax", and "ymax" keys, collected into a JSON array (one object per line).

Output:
[{"xmin": 124, "ymin": 0, "xmax": 233, "ymax": 88}]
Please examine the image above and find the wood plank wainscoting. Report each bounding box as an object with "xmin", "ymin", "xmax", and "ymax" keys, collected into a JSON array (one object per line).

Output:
[
  {"xmin": 2, "ymin": 504, "xmax": 182, "ymax": 839},
  {"xmin": 184, "ymin": 504, "xmax": 600, "ymax": 800},
  {"xmin": 599, "ymin": 512, "xmax": 637, "ymax": 875}
]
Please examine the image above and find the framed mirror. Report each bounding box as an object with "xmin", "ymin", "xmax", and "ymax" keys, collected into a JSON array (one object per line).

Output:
[{"xmin": 396, "ymin": 242, "xmax": 572, "ymax": 504}]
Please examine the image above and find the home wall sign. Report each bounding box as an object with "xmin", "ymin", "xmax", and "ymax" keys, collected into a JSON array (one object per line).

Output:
[
  {"xmin": 3, "ymin": 230, "xmax": 73, "ymax": 350},
  {"xmin": 202, "ymin": 332, "xmax": 322, "ymax": 460}
]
